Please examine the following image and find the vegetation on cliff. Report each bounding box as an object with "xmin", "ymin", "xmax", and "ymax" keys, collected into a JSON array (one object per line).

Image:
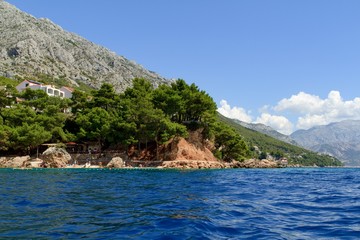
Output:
[
  {"xmin": 0, "ymin": 76, "xmax": 343, "ymax": 166},
  {"xmin": 0, "ymin": 78, "xmax": 250, "ymax": 162},
  {"xmin": 218, "ymin": 114, "xmax": 343, "ymax": 167}
]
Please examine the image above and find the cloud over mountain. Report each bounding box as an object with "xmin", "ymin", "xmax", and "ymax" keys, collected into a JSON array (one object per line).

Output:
[
  {"xmin": 217, "ymin": 100, "xmax": 252, "ymax": 123},
  {"xmin": 275, "ymin": 91, "xmax": 360, "ymax": 129},
  {"xmin": 255, "ymin": 113, "xmax": 293, "ymax": 135},
  {"xmin": 218, "ymin": 90, "xmax": 360, "ymax": 135}
]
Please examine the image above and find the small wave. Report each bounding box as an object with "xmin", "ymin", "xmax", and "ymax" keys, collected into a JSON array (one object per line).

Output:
[{"xmin": 0, "ymin": 168, "xmax": 359, "ymax": 239}]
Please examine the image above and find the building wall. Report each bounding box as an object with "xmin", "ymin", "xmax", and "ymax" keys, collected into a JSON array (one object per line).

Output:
[
  {"xmin": 60, "ymin": 87, "xmax": 73, "ymax": 98},
  {"xmin": 16, "ymin": 80, "xmax": 67, "ymax": 98},
  {"xmin": 15, "ymin": 80, "xmax": 31, "ymax": 92}
]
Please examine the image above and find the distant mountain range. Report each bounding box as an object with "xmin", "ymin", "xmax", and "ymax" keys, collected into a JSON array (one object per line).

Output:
[
  {"xmin": 219, "ymin": 115, "xmax": 342, "ymax": 167},
  {"xmin": 232, "ymin": 119, "xmax": 298, "ymax": 145},
  {"xmin": 230, "ymin": 118, "xmax": 360, "ymax": 166},
  {"xmin": 0, "ymin": 1, "xmax": 168, "ymax": 91},
  {"xmin": 291, "ymin": 120, "xmax": 360, "ymax": 166}
]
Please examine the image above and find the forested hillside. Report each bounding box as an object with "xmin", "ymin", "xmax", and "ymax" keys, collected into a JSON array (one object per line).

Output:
[
  {"xmin": 0, "ymin": 77, "xmax": 250, "ymax": 162},
  {"xmin": 0, "ymin": 76, "xmax": 343, "ymax": 167},
  {"xmin": 218, "ymin": 115, "xmax": 343, "ymax": 167}
]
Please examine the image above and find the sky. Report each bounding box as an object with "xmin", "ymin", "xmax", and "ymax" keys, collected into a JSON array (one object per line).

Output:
[{"xmin": 6, "ymin": 0, "xmax": 360, "ymax": 135}]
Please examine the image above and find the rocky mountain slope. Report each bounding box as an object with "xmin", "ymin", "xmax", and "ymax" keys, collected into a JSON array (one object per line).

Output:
[
  {"xmin": 291, "ymin": 120, "xmax": 360, "ymax": 166},
  {"xmin": 219, "ymin": 114, "xmax": 342, "ymax": 167},
  {"xmin": 232, "ymin": 119, "xmax": 298, "ymax": 145},
  {"xmin": 0, "ymin": 1, "xmax": 168, "ymax": 91}
]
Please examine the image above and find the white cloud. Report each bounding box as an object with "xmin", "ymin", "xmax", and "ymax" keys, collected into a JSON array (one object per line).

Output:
[
  {"xmin": 274, "ymin": 91, "xmax": 324, "ymax": 114},
  {"xmin": 297, "ymin": 114, "xmax": 327, "ymax": 129},
  {"xmin": 217, "ymin": 100, "xmax": 293, "ymax": 135},
  {"xmin": 218, "ymin": 91, "xmax": 360, "ymax": 135},
  {"xmin": 217, "ymin": 100, "xmax": 252, "ymax": 123},
  {"xmin": 274, "ymin": 91, "xmax": 360, "ymax": 130},
  {"xmin": 256, "ymin": 113, "xmax": 294, "ymax": 135}
]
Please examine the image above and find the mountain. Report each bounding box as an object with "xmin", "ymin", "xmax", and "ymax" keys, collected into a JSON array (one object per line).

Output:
[
  {"xmin": 291, "ymin": 120, "xmax": 360, "ymax": 166},
  {"xmin": 232, "ymin": 119, "xmax": 298, "ymax": 145},
  {"xmin": 218, "ymin": 114, "xmax": 342, "ymax": 167},
  {"xmin": 0, "ymin": 1, "xmax": 168, "ymax": 91}
]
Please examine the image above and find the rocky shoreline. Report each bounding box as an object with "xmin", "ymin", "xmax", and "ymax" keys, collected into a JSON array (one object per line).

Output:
[{"xmin": 0, "ymin": 147, "xmax": 288, "ymax": 169}]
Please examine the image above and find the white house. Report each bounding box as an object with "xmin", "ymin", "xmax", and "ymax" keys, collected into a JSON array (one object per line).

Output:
[
  {"xmin": 16, "ymin": 80, "xmax": 69, "ymax": 98},
  {"xmin": 60, "ymin": 86, "xmax": 74, "ymax": 99},
  {"xmin": 16, "ymin": 80, "xmax": 42, "ymax": 92}
]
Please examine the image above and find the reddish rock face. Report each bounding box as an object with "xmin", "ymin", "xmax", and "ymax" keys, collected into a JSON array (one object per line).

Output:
[{"xmin": 168, "ymin": 138, "xmax": 218, "ymax": 162}]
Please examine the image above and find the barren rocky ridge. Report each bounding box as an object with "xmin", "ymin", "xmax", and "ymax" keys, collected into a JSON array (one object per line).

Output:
[
  {"xmin": 291, "ymin": 120, "xmax": 360, "ymax": 166},
  {"xmin": 0, "ymin": 1, "xmax": 168, "ymax": 91}
]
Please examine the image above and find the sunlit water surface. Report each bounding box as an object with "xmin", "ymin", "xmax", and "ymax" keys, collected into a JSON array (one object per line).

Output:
[{"xmin": 1, "ymin": 168, "xmax": 360, "ymax": 239}]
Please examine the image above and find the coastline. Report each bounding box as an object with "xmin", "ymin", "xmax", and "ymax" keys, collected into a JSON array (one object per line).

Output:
[{"xmin": 0, "ymin": 155, "xmax": 288, "ymax": 170}]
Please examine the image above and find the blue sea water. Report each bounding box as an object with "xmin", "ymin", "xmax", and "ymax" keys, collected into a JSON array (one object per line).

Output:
[{"xmin": 0, "ymin": 168, "xmax": 360, "ymax": 239}]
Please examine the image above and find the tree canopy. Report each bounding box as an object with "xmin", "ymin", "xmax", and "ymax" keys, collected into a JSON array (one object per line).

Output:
[{"xmin": 0, "ymin": 78, "xmax": 257, "ymax": 162}]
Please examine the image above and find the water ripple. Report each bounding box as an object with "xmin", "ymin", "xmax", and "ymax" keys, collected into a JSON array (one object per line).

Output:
[{"xmin": 0, "ymin": 168, "xmax": 360, "ymax": 239}]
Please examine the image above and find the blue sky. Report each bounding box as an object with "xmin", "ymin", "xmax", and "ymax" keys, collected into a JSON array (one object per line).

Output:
[{"xmin": 6, "ymin": 0, "xmax": 360, "ymax": 134}]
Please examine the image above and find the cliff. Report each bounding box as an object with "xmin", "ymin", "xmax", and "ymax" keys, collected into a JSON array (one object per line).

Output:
[{"xmin": 0, "ymin": 1, "xmax": 168, "ymax": 91}]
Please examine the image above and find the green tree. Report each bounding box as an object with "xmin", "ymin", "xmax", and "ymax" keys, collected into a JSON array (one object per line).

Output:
[
  {"xmin": 213, "ymin": 122, "xmax": 250, "ymax": 161},
  {"xmin": 121, "ymin": 78, "xmax": 188, "ymax": 155},
  {"xmin": 183, "ymin": 83, "xmax": 217, "ymax": 122},
  {"xmin": 9, "ymin": 123, "xmax": 52, "ymax": 154},
  {"xmin": 152, "ymin": 118, "xmax": 187, "ymax": 160},
  {"xmin": 258, "ymin": 151, "xmax": 268, "ymax": 160},
  {"xmin": 121, "ymin": 78, "xmax": 156, "ymax": 148},
  {"xmin": 17, "ymin": 89, "xmax": 72, "ymax": 143},
  {"xmin": 70, "ymin": 90, "xmax": 89, "ymax": 114},
  {"xmin": 153, "ymin": 79, "xmax": 217, "ymax": 125},
  {"xmin": 142, "ymin": 108, "xmax": 188, "ymax": 159},
  {"xmin": 36, "ymin": 105, "xmax": 69, "ymax": 142},
  {"xmin": 0, "ymin": 120, "xmax": 12, "ymax": 151},
  {"xmin": 152, "ymin": 83, "xmax": 184, "ymax": 121},
  {"xmin": 0, "ymin": 84, "xmax": 17, "ymax": 109},
  {"xmin": 76, "ymin": 107, "xmax": 112, "ymax": 152},
  {"xmin": 20, "ymin": 88, "xmax": 49, "ymax": 111},
  {"xmin": 91, "ymin": 83, "xmax": 119, "ymax": 111},
  {"xmin": 1, "ymin": 105, "xmax": 37, "ymax": 127},
  {"xmin": 1, "ymin": 105, "xmax": 53, "ymax": 153}
]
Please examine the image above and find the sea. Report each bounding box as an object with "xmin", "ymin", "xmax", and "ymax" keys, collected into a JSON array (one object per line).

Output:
[{"xmin": 0, "ymin": 168, "xmax": 359, "ymax": 239}]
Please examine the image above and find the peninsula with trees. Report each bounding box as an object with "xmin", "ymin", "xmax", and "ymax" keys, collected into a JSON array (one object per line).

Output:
[
  {"xmin": 0, "ymin": 76, "xmax": 342, "ymax": 168},
  {"xmin": 0, "ymin": 2, "xmax": 342, "ymax": 168}
]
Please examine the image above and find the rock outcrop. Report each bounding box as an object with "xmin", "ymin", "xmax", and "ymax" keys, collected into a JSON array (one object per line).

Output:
[
  {"xmin": 161, "ymin": 160, "xmax": 225, "ymax": 169},
  {"xmin": 230, "ymin": 159, "xmax": 279, "ymax": 168},
  {"xmin": 0, "ymin": 1, "xmax": 169, "ymax": 92},
  {"xmin": 156, "ymin": 136, "xmax": 225, "ymax": 169},
  {"xmin": 106, "ymin": 157, "xmax": 126, "ymax": 168},
  {"xmin": 0, "ymin": 156, "xmax": 32, "ymax": 168},
  {"xmin": 40, "ymin": 147, "xmax": 71, "ymax": 168},
  {"xmin": 167, "ymin": 138, "xmax": 218, "ymax": 162}
]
